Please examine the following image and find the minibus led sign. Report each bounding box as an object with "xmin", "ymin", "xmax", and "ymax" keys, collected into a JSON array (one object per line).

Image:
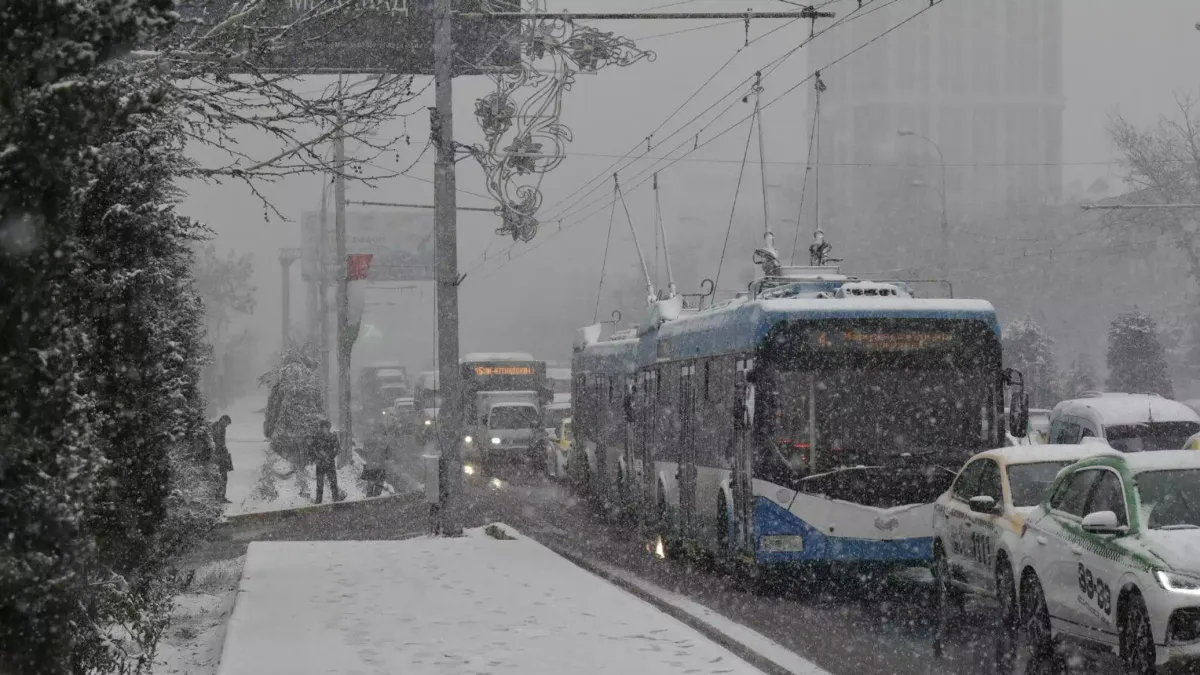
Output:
[
  {"xmin": 474, "ymin": 365, "xmax": 535, "ymax": 376},
  {"xmin": 809, "ymin": 331, "xmax": 955, "ymax": 351}
]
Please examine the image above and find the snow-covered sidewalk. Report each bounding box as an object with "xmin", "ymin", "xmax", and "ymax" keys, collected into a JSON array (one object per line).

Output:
[
  {"xmin": 215, "ymin": 525, "xmax": 769, "ymax": 675},
  {"xmin": 217, "ymin": 395, "xmax": 393, "ymax": 517}
]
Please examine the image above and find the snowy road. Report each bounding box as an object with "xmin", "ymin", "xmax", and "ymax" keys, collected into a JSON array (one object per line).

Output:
[{"xmin": 201, "ymin": 472, "xmax": 1121, "ymax": 675}]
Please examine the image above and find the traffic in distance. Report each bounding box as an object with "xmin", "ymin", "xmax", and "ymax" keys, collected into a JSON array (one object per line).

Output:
[{"xmin": 355, "ymin": 248, "xmax": 1200, "ymax": 675}]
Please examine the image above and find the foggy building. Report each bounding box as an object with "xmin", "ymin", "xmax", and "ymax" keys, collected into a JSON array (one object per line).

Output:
[{"xmin": 806, "ymin": 0, "xmax": 1064, "ymax": 220}]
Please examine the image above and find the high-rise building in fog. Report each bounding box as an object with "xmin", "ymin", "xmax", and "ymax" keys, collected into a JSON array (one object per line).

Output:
[{"xmin": 806, "ymin": 1, "xmax": 1064, "ymax": 216}]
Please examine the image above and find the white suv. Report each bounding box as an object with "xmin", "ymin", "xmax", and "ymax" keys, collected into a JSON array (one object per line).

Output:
[{"xmin": 1016, "ymin": 451, "xmax": 1200, "ymax": 674}]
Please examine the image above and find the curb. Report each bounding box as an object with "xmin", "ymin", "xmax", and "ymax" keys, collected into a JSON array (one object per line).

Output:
[
  {"xmin": 222, "ymin": 491, "xmax": 419, "ymax": 528},
  {"xmin": 540, "ymin": 541, "xmax": 794, "ymax": 675}
]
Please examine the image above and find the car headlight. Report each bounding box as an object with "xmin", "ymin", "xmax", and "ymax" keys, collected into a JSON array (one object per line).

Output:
[
  {"xmin": 424, "ymin": 419, "xmax": 432, "ymax": 426},
  {"xmin": 463, "ymin": 435, "xmax": 473, "ymax": 444},
  {"xmin": 491, "ymin": 437, "xmax": 501, "ymax": 445},
  {"xmin": 463, "ymin": 464, "xmax": 476, "ymax": 476},
  {"xmin": 1155, "ymin": 569, "xmax": 1200, "ymax": 595}
]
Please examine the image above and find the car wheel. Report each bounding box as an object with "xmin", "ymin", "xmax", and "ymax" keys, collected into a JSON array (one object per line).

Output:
[
  {"xmin": 994, "ymin": 559, "xmax": 1019, "ymax": 671},
  {"xmin": 933, "ymin": 542, "xmax": 953, "ymax": 657},
  {"xmin": 996, "ymin": 560, "xmax": 1018, "ymax": 633},
  {"xmin": 1021, "ymin": 573, "xmax": 1054, "ymax": 663},
  {"xmin": 1119, "ymin": 591, "xmax": 1156, "ymax": 675}
]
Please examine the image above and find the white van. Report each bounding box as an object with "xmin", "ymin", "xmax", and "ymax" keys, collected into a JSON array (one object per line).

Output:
[{"xmin": 1047, "ymin": 392, "xmax": 1200, "ymax": 451}]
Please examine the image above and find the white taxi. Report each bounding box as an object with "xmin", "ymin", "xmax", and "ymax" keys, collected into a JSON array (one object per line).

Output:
[
  {"xmin": 1016, "ymin": 451, "xmax": 1200, "ymax": 674},
  {"xmin": 932, "ymin": 445, "xmax": 1119, "ymax": 646}
]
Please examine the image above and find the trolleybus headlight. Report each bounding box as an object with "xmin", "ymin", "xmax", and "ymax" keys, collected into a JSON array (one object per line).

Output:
[
  {"xmin": 464, "ymin": 435, "xmax": 473, "ymax": 444},
  {"xmin": 463, "ymin": 464, "xmax": 476, "ymax": 476},
  {"xmin": 1156, "ymin": 569, "xmax": 1200, "ymax": 595},
  {"xmin": 491, "ymin": 437, "xmax": 501, "ymax": 445}
]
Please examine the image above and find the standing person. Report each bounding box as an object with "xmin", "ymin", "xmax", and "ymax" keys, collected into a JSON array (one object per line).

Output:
[
  {"xmin": 310, "ymin": 419, "xmax": 341, "ymax": 504},
  {"xmin": 211, "ymin": 415, "xmax": 233, "ymax": 503}
]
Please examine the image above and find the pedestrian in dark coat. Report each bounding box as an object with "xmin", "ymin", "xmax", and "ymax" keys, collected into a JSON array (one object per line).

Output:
[
  {"xmin": 211, "ymin": 415, "xmax": 233, "ymax": 503},
  {"xmin": 310, "ymin": 419, "xmax": 341, "ymax": 504}
]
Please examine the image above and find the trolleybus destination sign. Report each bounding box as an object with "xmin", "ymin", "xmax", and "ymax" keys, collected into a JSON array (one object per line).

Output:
[
  {"xmin": 474, "ymin": 365, "xmax": 535, "ymax": 376},
  {"xmin": 173, "ymin": 0, "xmax": 519, "ymax": 75},
  {"xmin": 808, "ymin": 331, "xmax": 957, "ymax": 352}
]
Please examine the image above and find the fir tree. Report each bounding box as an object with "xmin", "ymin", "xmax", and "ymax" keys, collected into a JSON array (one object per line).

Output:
[
  {"xmin": 0, "ymin": 2, "xmax": 218, "ymax": 673},
  {"xmin": 1107, "ymin": 310, "xmax": 1174, "ymax": 398},
  {"xmin": 1002, "ymin": 315, "xmax": 1060, "ymax": 408},
  {"xmin": 260, "ymin": 343, "xmax": 326, "ymax": 464}
]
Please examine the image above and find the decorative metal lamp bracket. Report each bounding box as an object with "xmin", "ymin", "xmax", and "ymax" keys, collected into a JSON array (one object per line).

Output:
[{"xmin": 469, "ymin": 9, "xmax": 655, "ymax": 243}]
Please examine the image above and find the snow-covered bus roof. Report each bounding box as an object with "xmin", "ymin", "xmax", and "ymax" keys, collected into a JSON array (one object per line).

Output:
[
  {"xmin": 1053, "ymin": 393, "xmax": 1200, "ymax": 427},
  {"xmin": 652, "ymin": 296, "xmax": 998, "ymax": 362},
  {"xmin": 461, "ymin": 352, "xmax": 537, "ymax": 363}
]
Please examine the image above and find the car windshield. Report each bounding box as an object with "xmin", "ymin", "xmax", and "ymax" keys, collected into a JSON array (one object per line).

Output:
[
  {"xmin": 1006, "ymin": 461, "xmax": 1071, "ymax": 507},
  {"xmin": 1106, "ymin": 421, "xmax": 1200, "ymax": 452},
  {"xmin": 489, "ymin": 406, "xmax": 539, "ymax": 430},
  {"xmin": 1136, "ymin": 469, "xmax": 1200, "ymax": 529}
]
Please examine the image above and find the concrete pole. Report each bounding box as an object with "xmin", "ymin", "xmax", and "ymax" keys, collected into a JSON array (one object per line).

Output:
[
  {"xmin": 335, "ymin": 100, "xmax": 353, "ymax": 464},
  {"xmin": 432, "ymin": 0, "xmax": 464, "ymax": 535},
  {"xmin": 279, "ymin": 250, "xmax": 300, "ymax": 348},
  {"xmin": 318, "ymin": 177, "xmax": 331, "ymax": 416}
]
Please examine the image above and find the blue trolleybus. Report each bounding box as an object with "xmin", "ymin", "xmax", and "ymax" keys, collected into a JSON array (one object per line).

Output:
[{"xmin": 571, "ymin": 267, "xmax": 1027, "ymax": 571}]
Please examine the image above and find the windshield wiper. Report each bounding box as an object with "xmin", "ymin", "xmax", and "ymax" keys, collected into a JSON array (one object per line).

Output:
[{"xmin": 1156, "ymin": 524, "xmax": 1200, "ymax": 531}]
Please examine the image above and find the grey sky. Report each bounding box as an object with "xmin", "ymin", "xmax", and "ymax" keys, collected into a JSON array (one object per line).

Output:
[{"xmin": 182, "ymin": 0, "xmax": 1200, "ymax": 377}]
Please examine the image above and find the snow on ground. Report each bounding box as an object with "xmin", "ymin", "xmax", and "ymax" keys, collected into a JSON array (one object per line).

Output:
[
  {"xmin": 217, "ymin": 395, "xmax": 393, "ymax": 517},
  {"xmin": 216, "ymin": 524, "xmax": 766, "ymax": 675},
  {"xmin": 588, "ymin": 560, "xmax": 831, "ymax": 675},
  {"xmin": 153, "ymin": 557, "xmax": 245, "ymax": 675}
]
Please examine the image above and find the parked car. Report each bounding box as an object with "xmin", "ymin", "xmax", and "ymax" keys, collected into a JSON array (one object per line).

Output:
[{"xmin": 1016, "ymin": 451, "xmax": 1200, "ymax": 674}]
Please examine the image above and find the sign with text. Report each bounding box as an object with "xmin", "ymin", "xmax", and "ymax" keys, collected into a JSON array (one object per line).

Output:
[
  {"xmin": 173, "ymin": 0, "xmax": 520, "ymax": 75},
  {"xmin": 301, "ymin": 210, "xmax": 434, "ymax": 282},
  {"xmin": 474, "ymin": 365, "xmax": 535, "ymax": 376},
  {"xmin": 807, "ymin": 331, "xmax": 957, "ymax": 352}
]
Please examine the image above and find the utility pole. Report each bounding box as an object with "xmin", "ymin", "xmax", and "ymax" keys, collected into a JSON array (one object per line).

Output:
[
  {"xmin": 318, "ymin": 177, "xmax": 331, "ymax": 417},
  {"xmin": 334, "ymin": 100, "xmax": 353, "ymax": 464},
  {"xmin": 432, "ymin": 0, "xmax": 464, "ymax": 534},
  {"xmin": 279, "ymin": 248, "xmax": 301, "ymax": 348}
]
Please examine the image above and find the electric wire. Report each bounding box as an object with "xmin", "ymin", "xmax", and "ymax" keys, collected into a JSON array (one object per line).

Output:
[
  {"xmin": 538, "ymin": 7, "xmax": 821, "ymax": 220},
  {"xmin": 787, "ymin": 85, "xmax": 820, "ymax": 265},
  {"xmin": 556, "ymin": 0, "xmax": 940, "ymax": 228},
  {"xmin": 542, "ymin": 0, "xmax": 893, "ymax": 223},
  {"xmin": 593, "ymin": 183, "xmax": 621, "ymax": 323},
  {"xmin": 711, "ymin": 107, "xmax": 758, "ymax": 307}
]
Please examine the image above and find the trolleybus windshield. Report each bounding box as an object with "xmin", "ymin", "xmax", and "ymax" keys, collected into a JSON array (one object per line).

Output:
[{"xmin": 762, "ymin": 318, "xmax": 1002, "ymax": 479}]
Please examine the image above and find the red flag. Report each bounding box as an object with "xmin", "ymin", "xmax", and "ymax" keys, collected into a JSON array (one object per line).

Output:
[{"xmin": 347, "ymin": 254, "xmax": 373, "ymax": 281}]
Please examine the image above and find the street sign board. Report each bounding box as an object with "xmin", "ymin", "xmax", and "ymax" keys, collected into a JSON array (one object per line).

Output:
[
  {"xmin": 302, "ymin": 210, "xmax": 435, "ymax": 282},
  {"xmin": 173, "ymin": 0, "xmax": 520, "ymax": 75}
]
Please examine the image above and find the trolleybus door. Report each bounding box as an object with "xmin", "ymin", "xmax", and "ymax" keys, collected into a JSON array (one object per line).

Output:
[
  {"xmin": 732, "ymin": 358, "xmax": 755, "ymax": 554},
  {"xmin": 678, "ymin": 363, "xmax": 698, "ymax": 540}
]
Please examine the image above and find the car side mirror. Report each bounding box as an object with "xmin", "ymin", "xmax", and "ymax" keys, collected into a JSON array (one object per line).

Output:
[
  {"xmin": 969, "ymin": 495, "xmax": 1000, "ymax": 514},
  {"xmin": 1081, "ymin": 510, "xmax": 1126, "ymax": 535}
]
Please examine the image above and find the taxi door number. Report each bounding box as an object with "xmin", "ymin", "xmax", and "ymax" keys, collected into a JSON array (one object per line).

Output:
[
  {"xmin": 950, "ymin": 525, "xmax": 993, "ymax": 566},
  {"xmin": 1078, "ymin": 562, "xmax": 1112, "ymax": 615}
]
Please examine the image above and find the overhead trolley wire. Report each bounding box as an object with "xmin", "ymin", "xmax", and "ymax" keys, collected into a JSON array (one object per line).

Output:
[
  {"xmin": 538, "ymin": 7, "xmax": 824, "ymax": 220},
  {"xmin": 542, "ymin": 0, "xmax": 894, "ymax": 224},
  {"xmin": 712, "ymin": 101, "xmax": 760, "ymax": 307}
]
